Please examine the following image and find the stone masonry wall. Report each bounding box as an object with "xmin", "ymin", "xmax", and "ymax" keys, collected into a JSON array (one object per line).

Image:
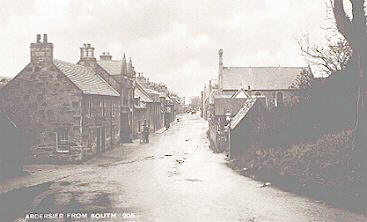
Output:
[
  {"xmin": 81, "ymin": 95, "xmax": 120, "ymax": 157},
  {"xmin": 0, "ymin": 62, "xmax": 83, "ymax": 162}
]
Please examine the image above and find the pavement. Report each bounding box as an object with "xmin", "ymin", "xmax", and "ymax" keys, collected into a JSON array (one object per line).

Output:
[{"xmin": 1, "ymin": 114, "xmax": 367, "ymax": 222}]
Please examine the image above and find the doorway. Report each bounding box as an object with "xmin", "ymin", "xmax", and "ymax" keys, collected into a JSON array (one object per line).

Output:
[{"xmin": 96, "ymin": 127, "xmax": 106, "ymax": 154}]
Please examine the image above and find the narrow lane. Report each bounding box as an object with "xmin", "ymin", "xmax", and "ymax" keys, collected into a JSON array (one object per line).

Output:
[{"xmin": 23, "ymin": 114, "xmax": 367, "ymax": 222}]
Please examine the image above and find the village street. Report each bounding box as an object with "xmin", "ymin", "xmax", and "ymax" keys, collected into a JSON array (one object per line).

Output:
[{"xmin": 4, "ymin": 114, "xmax": 366, "ymax": 222}]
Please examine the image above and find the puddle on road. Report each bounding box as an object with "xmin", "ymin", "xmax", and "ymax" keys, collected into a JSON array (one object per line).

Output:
[
  {"xmin": 60, "ymin": 181, "xmax": 71, "ymax": 186},
  {"xmin": 185, "ymin": 178, "xmax": 204, "ymax": 182},
  {"xmin": 144, "ymin": 156, "xmax": 155, "ymax": 160},
  {"xmin": 78, "ymin": 183, "xmax": 89, "ymax": 187},
  {"xmin": 94, "ymin": 192, "xmax": 112, "ymax": 207}
]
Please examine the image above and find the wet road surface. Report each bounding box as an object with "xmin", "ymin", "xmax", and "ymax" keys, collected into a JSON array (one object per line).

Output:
[{"xmin": 14, "ymin": 114, "xmax": 367, "ymax": 222}]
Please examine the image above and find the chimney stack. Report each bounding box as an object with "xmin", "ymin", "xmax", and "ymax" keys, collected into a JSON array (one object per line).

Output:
[
  {"xmin": 36, "ymin": 34, "xmax": 41, "ymax": 43},
  {"xmin": 43, "ymin": 34, "xmax": 47, "ymax": 43},
  {"xmin": 80, "ymin": 43, "xmax": 95, "ymax": 61},
  {"xmin": 30, "ymin": 34, "xmax": 53, "ymax": 63},
  {"xmin": 99, "ymin": 52, "xmax": 112, "ymax": 60}
]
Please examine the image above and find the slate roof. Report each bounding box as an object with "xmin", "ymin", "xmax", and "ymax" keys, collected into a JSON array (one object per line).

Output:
[
  {"xmin": 214, "ymin": 98, "xmax": 247, "ymax": 116},
  {"xmin": 159, "ymin": 92, "xmax": 166, "ymax": 98},
  {"xmin": 135, "ymin": 86, "xmax": 153, "ymax": 103},
  {"xmin": 222, "ymin": 67, "xmax": 306, "ymax": 91},
  {"xmin": 53, "ymin": 59, "xmax": 120, "ymax": 97},
  {"xmin": 145, "ymin": 88, "xmax": 160, "ymax": 95},
  {"xmin": 213, "ymin": 94, "xmax": 232, "ymax": 99},
  {"xmin": 97, "ymin": 60, "xmax": 122, "ymax": 76},
  {"xmin": 230, "ymin": 98, "xmax": 257, "ymax": 130}
]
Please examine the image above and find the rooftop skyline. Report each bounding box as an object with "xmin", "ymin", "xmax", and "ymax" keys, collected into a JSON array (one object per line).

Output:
[{"xmin": 0, "ymin": 0, "xmax": 341, "ymax": 98}]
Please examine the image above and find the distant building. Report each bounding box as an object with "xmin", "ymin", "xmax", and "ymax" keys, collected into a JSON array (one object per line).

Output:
[
  {"xmin": 133, "ymin": 82, "xmax": 154, "ymax": 139},
  {"xmin": 218, "ymin": 49, "xmax": 307, "ymax": 107},
  {"xmin": 0, "ymin": 35, "xmax": 120, "ymax": 163},
  {"xmin": 203, "ymin": 49, "xmax": 309, "ymax": 154}
]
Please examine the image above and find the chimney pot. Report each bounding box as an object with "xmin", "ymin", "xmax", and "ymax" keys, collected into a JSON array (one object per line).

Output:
[
  {"xmin": 99, "ymin": 51, "xmax": 112, "ymax": 60},
  {"xmin": 43, "ymin": 34, "xmax": 47, "ymax": 43},
  {"xmin": 80, "ymin": 43, "xmax": 95, "ymax": 61},
  {"xmin": 36, "ymin": 34, "xmax": 41, "ymax": 43}
]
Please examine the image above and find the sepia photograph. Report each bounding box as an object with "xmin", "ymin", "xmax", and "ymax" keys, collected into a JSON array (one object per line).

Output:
[{"xmin": 0, "ymin": 0, "xmax": 367, "ymax": 221}]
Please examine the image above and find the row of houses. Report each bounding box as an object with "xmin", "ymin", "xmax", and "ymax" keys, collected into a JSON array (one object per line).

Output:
[
  {"xmin": 201, "ymin": 49, "xmax": 309, "ymax": 158},
  {"xmin": 0, "ymin": 34, "xmax": 183, "ymax": 165}
]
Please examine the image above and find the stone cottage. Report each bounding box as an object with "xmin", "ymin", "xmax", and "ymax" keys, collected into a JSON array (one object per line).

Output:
[
  {"xmin": 77, "ymin": 47, "xmax": 134, "ymax": 143},
  {"xmin": 133, "ymin": 82, "xmax": 154, "ymax": 139},
  {"xmin": 0, "ymin": 34, "xmax": 120, "ymax": 163},
  {"xmin": 136, "ymin": 74, "xmax": 165, "ymax": 132}
]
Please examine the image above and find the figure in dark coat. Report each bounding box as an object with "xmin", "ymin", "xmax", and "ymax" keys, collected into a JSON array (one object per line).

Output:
[{"xmin": 143, "ymin": 125, "xmax": 150, "ymax": 143}]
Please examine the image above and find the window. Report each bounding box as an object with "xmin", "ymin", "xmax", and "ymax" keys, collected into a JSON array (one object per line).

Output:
[
  {"xmin": 102, "ymin": 98, "xmax": 106, "ymax": 117},
  {"xmin": 88, "ymin": 99, "xmax": 92, "ymax": 117},
  {"xmin": 112, "ymin": 104, "xmax": 115, "ymax": 117},
  {"xmin": 56, "ymin": 128, "xmax": 69, "ymax": 153},
  {"xmin": 276, "ymin": 92, "xmax": 283, "ymax": 107},
  {"xmin": 138, "ymin": 121, "xmax": 141, "ymax": 132},
  {"xmin": 72, "ymin": 101, "xmax": 79, "ymax": 109},
  {"xmin": 99, "ymin": 100, "xmax": 103, "ymax": 117}
]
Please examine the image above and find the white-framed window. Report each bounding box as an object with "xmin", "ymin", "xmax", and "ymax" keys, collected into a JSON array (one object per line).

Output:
[{"xmin": 56, "ymin": 128, "xmax": 69, "ymax": 153}]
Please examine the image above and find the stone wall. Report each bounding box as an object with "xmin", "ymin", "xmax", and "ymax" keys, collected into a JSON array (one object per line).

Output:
[
  {"xmin": 0, "ymin": 62, "xmax": 84, "ymax": 162},
  {"xmin": 81, "ymin": 95, "xmax": 120, "ymax": 157}
]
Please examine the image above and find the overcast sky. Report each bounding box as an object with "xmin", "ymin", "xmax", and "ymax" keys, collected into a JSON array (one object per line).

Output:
[{"xmin": 0, "ymin": 0, "xmax": 338, "ymax": 98}]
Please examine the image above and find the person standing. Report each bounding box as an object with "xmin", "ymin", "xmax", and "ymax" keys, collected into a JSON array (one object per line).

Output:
[{"xmin": 143, "ymin": 125, "xmax": 150, "ymax": 143}]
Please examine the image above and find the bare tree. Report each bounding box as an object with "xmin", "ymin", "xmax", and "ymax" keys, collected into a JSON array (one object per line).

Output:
[
  {"xmin": 299, "ymin": 34, "xmax": 351, "ymax": 76},
  {"xmin": 290, "ymin": 68, "xmax": 316, "ymax": 103},
  {"xmin": 331, "ymin": 0, "xmax": 367, "ymax": 164}
]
